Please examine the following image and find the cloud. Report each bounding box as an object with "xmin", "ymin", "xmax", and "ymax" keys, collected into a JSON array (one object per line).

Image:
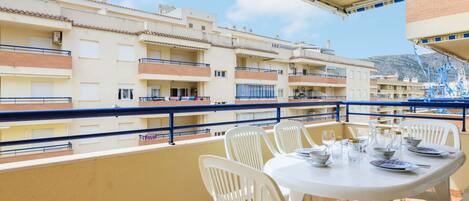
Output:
[{"xmin": 226, "ymin": 0, "xmax": 329, "ymax": 38}]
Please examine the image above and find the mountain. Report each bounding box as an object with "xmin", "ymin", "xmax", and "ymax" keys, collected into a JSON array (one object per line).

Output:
[{"xmin": 366, "ymin": 53, "xmax": 467, "ymax": 82}]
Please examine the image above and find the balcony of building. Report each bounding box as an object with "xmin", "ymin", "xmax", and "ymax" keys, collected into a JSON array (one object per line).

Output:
[
  {"xmin": 288, "ymin": 66, "xmax": 347, "ymax": 87},
  {"xmin": 138, "ymin": 47, "xmax": 211, "ymax": 82},
  {"xmin": 0, "ymin": 0, "xmax": 72, "ymax": 30},
  {"xmin": 232, "ymin": 38, "xmax": 278, "ymax": 59},
  {"xmin": 0, "ymin": 25, "xmax": 72, "ymax": 78},
  {"xmin": 140, "ymin": 80, "xmax": 210, "ymax": 107},
  {"xmin": 0, "ymin": 97, "xmax": 72, "ymax": 111},
  {"xmin": 235, "ymin": 67, "xmax": 278, "ymax": 81},
  {"xmin": 0, "ymin": 142, "xmax": 72, "ymax": 164},
  {"xmin": 0, "ymin": 101, "xmax": 468, "ymax": 201},
  {"xmin": 235, "ymin": 84, "xmax": 278, "ymax": 104},
  {"xmin": 406, "ymin": 0, "xmax": 469, "ymax": 61}
]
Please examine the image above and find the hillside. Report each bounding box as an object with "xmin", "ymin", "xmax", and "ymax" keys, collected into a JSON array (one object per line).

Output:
[{"xmin": 366, "ymin": 53, "xmax": 467, "ymax": 82}]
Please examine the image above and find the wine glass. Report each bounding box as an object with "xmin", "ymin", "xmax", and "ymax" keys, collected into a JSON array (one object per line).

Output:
[{"xmin": 322, "ymin": 130, "xmax": 336, "ymax": 155}]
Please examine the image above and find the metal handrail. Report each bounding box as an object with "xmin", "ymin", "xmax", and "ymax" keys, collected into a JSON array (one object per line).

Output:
[
  {"xmin": 1, "ymin": 100, "xmax": 469, "ymax": 147},
  {"xmin": 289, "ymin": 96, "xmax": 346, "ymax": 100},
  {"xmin": 0, "ymin": 142, "xmax": 72, "ymax": 156},
  {"xmin": 235, "ymin": 67, "xmax": 278, "ymax": 73},
  {"xmin": 139, "ymin": 128, "xmax": 211, "ymax": 141},
  {"xmin": 235, "ymin": 96, "xmax": 277, "ymax": 100},
  {"xmin": 139, "ymin": 96, "xmax": 210, "ymax": 102},
  {"xmin": 138, "ymin": 58, "xmax": 210, "ymax": 67},
  {"xmin": 0, "ymin": 44, "xmax": 71, "ymax": 56},
  {"xmin": 0, "ymin": 97, "xmax": 72, "ymax": 104},
  {"xmin": 288, "ymin": 72, "xmax": 346, "ymax": 79}
]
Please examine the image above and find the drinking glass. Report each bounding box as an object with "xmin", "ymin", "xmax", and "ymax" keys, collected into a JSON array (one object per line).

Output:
[{"xmin": 322, "ymin": 130, "xmax": 336, "ymax": 155}]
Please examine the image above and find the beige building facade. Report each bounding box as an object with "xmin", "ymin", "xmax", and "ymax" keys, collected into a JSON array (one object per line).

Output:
[
  {"xmin": 0, "ymin": 0, "xmax": 374, "ymax": 155},
  {"xmin": 370, "ymin": 74, "xmax": 426, "ymax": 125}
]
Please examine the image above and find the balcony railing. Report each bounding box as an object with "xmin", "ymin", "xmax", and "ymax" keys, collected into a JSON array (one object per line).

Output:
[
  {"xmin": 139, "ymin": 128, "xmax": 211, "ymax": 141},
  {"xmin": 289, "ymin": 72, "xmax": 346, "ymax": 79},
  {"xmin": 235, "ymin": 67, "xmax": 278, "ymax": 73},
  {"xmin": 138, "ymin": 58, "xmax": 210, "ymax": 67},
  {"xmin": 289, "ymin": 96, "xmax": 346, "ymax": 101},
  {"xmin": 0, "ymin": 44, "xmax": 71, "ymax": 56},
  {"xmin": 0, "ymin": 142, "xmax": 72, "ymax": 156},
  {"xmin": 0, "ymin": 97, "xmax": 72, "ymax": 104},
  {"xmin": 139, "ymin": 96, "xmax": 210, "ymax": 102},
  {"xmin": 235, "ymin": 96, "xmax": 277, "ymax": 100},
  {"xmin": 1, "ymin": 100, "xmax": 469, "ymax": 148}
]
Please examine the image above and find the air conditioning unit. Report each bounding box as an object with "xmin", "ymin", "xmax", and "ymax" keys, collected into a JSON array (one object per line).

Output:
[{"xmin": 53, "ymin": 31, "xmax": 62, "ymax": 45}]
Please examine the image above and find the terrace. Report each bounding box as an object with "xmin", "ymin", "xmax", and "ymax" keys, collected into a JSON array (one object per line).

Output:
[
  {"xmin": 235, "ymin": 67, "xmax": 279, "ymax": 81},
  {"xmin": 138, "ymin": 58, "xmax": 211, "ymax": 81},
  {"xmin": 0, "ymin": 97, "xmax": 72, "ymax": 111},
  {"xmin": 0, "ymin": 101, "xmax": 468, "ymax": 201},
  {"xmin": 288, "ymin": 72, "xmax": 346, "ymax": 87},
  {"xmin": 0, "ymin": 44, "xmax": 72, "ymax": 78}
]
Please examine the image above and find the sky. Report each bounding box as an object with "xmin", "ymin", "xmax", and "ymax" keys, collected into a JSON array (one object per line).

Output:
[{"xmin": 109, "ymin": 0, "xmax": 413, "ymax": 59}]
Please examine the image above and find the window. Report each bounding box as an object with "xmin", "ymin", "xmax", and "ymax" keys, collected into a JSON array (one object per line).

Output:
[
  {"xmin": 236, "ymin": 84, "xmax": 275, "ymax": 98},
  {"xmin": 236, "ymin": 111, "xmax": 276, "ymax": 126},
  {"xmin": 201, "ymin": 25, "xmax": 206, "ymax": 31},
  {"xmin": 79, "ymin": 40, "xmax": 99, "ymax": 59},
  {"xmin": 80, "ymin": 83, "xmax": 100, "ymax": 101},
  {"xmin": 117, "ymin": 44, "xmax": 134, "ymax": 61},
  {"xmin": 170, "ymin": 88, "xmax": 188, "ymax": 97},
  {"xmin": 214, "ymin": 70, "xmax": 227, "ymax": 77},
  {"xmin": 188, "ymin": 23, "xmax": 193, "ymax": 28},
  {"xmin": 118, "ymin": 122, "xmax": 137, "ymax": 140},
  {"xmin": 148, "ymin": 86, "xmax": 161, "ymax": 97},
  {"xmin": 31, "ymin": 82, "xmax": 53, "ymax": 97},
  {"xmin": 118, "ymin": 88, "xmax": 134, "ymax": 100}
]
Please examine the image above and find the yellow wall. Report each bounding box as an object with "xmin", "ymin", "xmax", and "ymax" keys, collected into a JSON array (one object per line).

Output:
[
  {"xmin": 0, "ymin": 123, "xmax": 342, "ymax": 201},
  {"xmin": 0, "ymin": 123, "xmax": 69, "ymax": 151}
]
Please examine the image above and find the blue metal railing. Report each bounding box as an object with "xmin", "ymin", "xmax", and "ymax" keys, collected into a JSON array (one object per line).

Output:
[
  {"xmin": 289, "ymin": 96, "xmax": 346, "ymax": 100},
  {"xmin": 0, "ymin": 101, "xmax": 468, "ymax": 147},
  {"xmin": 138, "ymin": 58, "xmax": 210, "ymax": 67},
  {"xmin": 139, "ymin": 96, "xmax": 210, "ymax": 102},
  {"xmin": 139, "ymin": 128, "xmax": 211, "ymax": 141},
  {"xmin": 0, "ymin": 97, "xmax": 72, "ymax": 104},
  {"xmin": 0, "ymin": 142, "xmax": 72, "ymax": 156},
  {"xmin": 0, "ymin": 44, "xmax": 71, "ymax": 56},
  {"xmin": 288, "ymin": 72, "xmax": 346, "ymax": 79},
  {"xmin": 235, "ymin": 96, "xmax": 277, "ymax": 100},
  {"xmin": 235, "ymin": 67, "xmax": 279, "ymax": 73}
]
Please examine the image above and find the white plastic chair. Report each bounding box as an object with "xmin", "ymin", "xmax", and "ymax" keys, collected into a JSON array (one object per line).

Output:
[
  {"xmin": 199, "ymin": 155, "xmax": 286, "ymax": 201},
  {"xmin": 273, "ymin": 120, "xmax": 319, "ymax": 154},
  {"xmin": 399, "ymin": 119, "xmax": 461, "ymax": 150},
  {"xmin": 224, "ymin": 126, "xmax": 278, "ymax": 170}
]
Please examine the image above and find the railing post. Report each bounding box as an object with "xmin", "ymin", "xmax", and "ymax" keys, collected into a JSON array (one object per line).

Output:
[
  {"xmin": 276, "ymin": 107, "xmax": 281, "ymax": 123},
  {"xmin": 335, "ymin": 104, "xmax": 340, "ymax": 122},
  {"xmin": 463, "ymin": 107, "xmax": 466, "ymax": 132},
  {"xmin": 345, "ymin": 104, "xmax": 350, "ymax": 122},
  {"xmin": 168, "ymin": 112, "xmax": 175, "ymax": 145}
]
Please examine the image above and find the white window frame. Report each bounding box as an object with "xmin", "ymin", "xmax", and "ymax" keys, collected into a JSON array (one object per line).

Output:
[
  {"xmin": 80, "ymin": 82, "xmax": 100, "ymax": 101},
  {"xmin": 118, "ymin": 88, "xmax": 134, "ymax": 100},
  {"xmin": 79, "ymin": 40, "xmax": 99, "ymax": 59},
  {"xmin": 117, "ymin": 44, "xmax": 135, "ymax": 62}
]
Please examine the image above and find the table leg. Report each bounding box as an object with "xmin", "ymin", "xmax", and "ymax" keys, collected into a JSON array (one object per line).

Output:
[
  {"xmin": 290, "ymin": 191, "xmax": 305, "ymax": 201},
  {"xmin": 435, "ymin": 177, "xmax": 451, "ymax": 201}
]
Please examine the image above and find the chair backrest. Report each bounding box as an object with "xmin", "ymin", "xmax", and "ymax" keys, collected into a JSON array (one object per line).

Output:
[
  {"xmin": 399, "ymin": 119, "xmax": 461, "ymax": 150},
  {"xmin": 199, "ymin": 155, "xmax": 286, "ymax": 201},
  {"xmin": 224, "ymin": 126, "xmax": 278, "ymax": 171},
  {"xmin": 273, "ymin": 120, "xmax": 318, "ymax": 154}
]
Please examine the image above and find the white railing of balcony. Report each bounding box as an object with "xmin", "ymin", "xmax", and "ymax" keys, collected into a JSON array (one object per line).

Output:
[{"xmin": 233, "ymin": 38, "xmax": 274, "ymax": 52}]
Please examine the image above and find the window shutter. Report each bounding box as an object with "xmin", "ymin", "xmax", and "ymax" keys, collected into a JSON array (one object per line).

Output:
[
  {"xmin": 118, "ymin": 89, "xmax": 122, "ymax": 100},
  {"xmin": 130, "ymin": 89, "xmax": 134, "ymax": 99}
]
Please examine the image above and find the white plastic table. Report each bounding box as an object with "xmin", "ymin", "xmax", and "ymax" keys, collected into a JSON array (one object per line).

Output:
[{"xmin": 264, "ymin": 146, "xmax": 465, "ymax": 201}]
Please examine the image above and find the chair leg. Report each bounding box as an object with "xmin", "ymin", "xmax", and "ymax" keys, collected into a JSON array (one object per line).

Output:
[
  {"xmin": 290, "ymin": 191, "xmax": 305, "ymax": 201},
  {"xmin": 435, "ymin": 178, "xmax": 451, "ymax": 201}
]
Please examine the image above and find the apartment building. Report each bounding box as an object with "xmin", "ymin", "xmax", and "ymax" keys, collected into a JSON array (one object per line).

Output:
[
  {"xmin": 370, "ymin": 74, "xmax": 425, "ymax": 125},
  {"xmin": 0, "ymin": 0, "xmax": 374, "ymax": 156}
]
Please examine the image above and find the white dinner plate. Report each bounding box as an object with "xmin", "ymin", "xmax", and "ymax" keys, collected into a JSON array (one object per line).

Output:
[
  {"xmin": 370, "ymin": 159, "xmax": 418, "ymax": 172},
  {"xmin": 408, "ymin": 147, "xmax": 449, "ymax": 157}
]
